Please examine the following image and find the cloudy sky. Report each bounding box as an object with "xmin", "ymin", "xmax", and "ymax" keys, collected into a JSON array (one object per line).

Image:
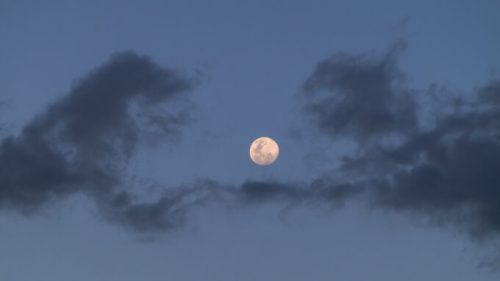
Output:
[{"xmin": 1, "ymin": 0, "xmax": 500, "ymax": 280}]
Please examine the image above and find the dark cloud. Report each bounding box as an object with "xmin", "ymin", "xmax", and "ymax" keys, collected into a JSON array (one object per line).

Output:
[
  {"xmin": 0, "ymin": 51, "xmax": 197, "ymax": 223},
  {"xmin": 370, "ymin": 105, "xmax": 500, "ymax": 238},
  {"xmin": 101, "ymin": 190, "xmax": 191, "ymax": 233},
  {"xmin": 300, "ymin": 42, "xmax": 500, "ymax": 239},
  {"xmin": 302, "ymin": 41, "xmax": 417, "ymax": 142},
  {"xmin": 479, "ymin": 79, "xmax": 500, "ymax": 105},
  {"xmin": 0, "ymin": 100, "xmax": 9, "ymax": 134},
  {"xmin": 238, "ymin": 179, "xmax": 363, "ymax": 208},
  {"xmin": 94, "ymin": 179, "xmax": 365, "ymax": 233}
]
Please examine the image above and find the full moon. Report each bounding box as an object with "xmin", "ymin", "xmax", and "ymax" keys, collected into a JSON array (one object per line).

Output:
[{"xmin": 249, "ymin": 137, "xmax": 279, "ymax": 166}]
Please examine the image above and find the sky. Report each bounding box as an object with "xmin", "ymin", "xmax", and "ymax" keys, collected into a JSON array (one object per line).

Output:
[{"xmin": 1, "ymin": 0, "xmax": 500, "ymax": 280}]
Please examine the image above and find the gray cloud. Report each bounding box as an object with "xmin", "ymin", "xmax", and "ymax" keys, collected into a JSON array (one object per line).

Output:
[
  {"xmin": 369, "ymin": 104, "xmax": 500, "ymax": 238},
  {"xmin": 302, "ymin": 42, "xmax": 500, "ymax": 239},
  {"xmin": 302, "ymin": 41, "xmax": 417, "ymax": 142},
  {"xmin": 479, "ymin": 79, "xmax": 500, "ymax": 105},
  {"xmin": 92, "ymin": 179, "xmax": 365, "ymax": 233},
  {"xmin": 238, "ymin": 179, "xmax": 364, "ymax": 208},
  {"xmin": 0, "ymin": 51, "xmax": 197, "ymax": 223}
]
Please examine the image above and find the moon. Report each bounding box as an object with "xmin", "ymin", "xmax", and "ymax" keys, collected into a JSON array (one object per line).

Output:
[{"xmin": 249, "ymin": 137, "xmax": 279, "ymax": 166}]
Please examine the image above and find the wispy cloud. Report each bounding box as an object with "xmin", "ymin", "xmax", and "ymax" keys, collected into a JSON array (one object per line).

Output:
[{"xmin": 0, "ymin": 51, "xmax": 198, "ymax": 223}]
